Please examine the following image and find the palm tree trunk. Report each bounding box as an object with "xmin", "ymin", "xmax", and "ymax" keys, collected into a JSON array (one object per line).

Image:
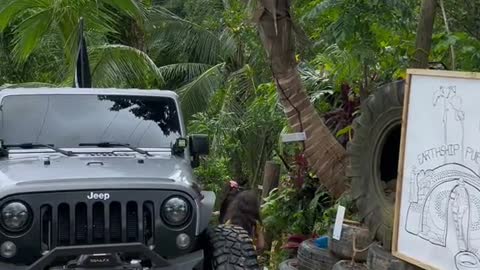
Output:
[{"xmin": 256, "ymin": 0, "xmax": 348, "ymax": 198}]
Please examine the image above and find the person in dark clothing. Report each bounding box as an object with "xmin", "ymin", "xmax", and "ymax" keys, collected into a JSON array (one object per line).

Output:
[
  {"xmin": 218, "ymin": 180, "xmax": 241, "ymax": 224},
  {"xmin": 218, "ymin": 181, "xmax": 265, "ymax": 252}
]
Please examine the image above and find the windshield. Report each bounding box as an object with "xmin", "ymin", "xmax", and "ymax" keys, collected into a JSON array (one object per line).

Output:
[{"xmin": 0, "ymin": 94, "xmax": 182, "ymax": 149}]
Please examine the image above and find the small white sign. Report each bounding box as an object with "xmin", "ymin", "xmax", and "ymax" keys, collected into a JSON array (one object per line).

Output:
[
  {"xmin": 332, "ymin": 205, "xmax": 346, "ymax": 240},
  {"xmin": 281, "ymin": 132, "xmax": 306, "ymax": 143}
]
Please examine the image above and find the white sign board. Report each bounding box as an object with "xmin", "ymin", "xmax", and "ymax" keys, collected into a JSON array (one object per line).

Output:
[
  {"xmin": 332, "ymin": 205, "xmax": 346, "ymax": 240},
  {"xmin": 393, "ymin": 69, "xmax": 480, "ymax": 270},
  {"xmin": 281, "ymin": 132, "xmax": 306, "ymax": 143}
]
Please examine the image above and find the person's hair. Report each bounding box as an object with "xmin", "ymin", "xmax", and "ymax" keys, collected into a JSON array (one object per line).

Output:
[
  {"xmin": 223, "ymin": 190, "xmax": 261, "ymax": 236},
  {"xmin": 218, "ymin": 181, "xmax": 241, "ymax": 223}
]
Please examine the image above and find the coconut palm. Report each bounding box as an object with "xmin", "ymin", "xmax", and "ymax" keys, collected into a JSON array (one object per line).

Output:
[
  {"xmin": 255, "ymin": 0, "xmax": 349, "ymax": 198},
  {"xmin": 0, "ymin": 1, "xmax": 229, "ymax": 119},
  {"xmin": 0, "ymin": 0, "xmax": 164, "ymax": 87},
  {"xmin": 0, "ymin": 0, "xmax": 144, "ymax": 62},
  {"xmin": 146, "ymin": 1, "xmax": 288, "ymax": 185}
]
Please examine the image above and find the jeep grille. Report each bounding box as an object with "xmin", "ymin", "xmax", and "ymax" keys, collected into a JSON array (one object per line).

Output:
[
  {"xmin": 40, "ymin": 201, "xmax": 155, "ymax": 251},
  {"xmin": 0, "ymin": 190, "xmax": 198, "ymax": 265}
]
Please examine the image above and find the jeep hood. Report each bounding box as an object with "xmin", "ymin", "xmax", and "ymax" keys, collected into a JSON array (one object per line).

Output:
[{"xmin": 0, "ymin": 155, "xmax": 199, "ymax": 198}]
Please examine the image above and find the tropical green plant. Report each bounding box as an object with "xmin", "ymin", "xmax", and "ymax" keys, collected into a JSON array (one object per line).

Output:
[
  {"xmin": 0, "ymin": 1, "xmax": 250, "ymax": 119},
  {"xmin": 261, "ymin": 173, "xmax": 331, "ymax": 237},
  {"xmin": 0, "ymin": 0, "xmax": 144, "ymax": 63},
  {"xmin": 260, "ymin": 168, "xmax": 359, "ymax": 269},
  {"xmin": 297, "ymin": 0, "xmax": 417, "ymax": 94},
  {"xmin": 190, "ymin": 82, "xmax": 285, "ymax": 189},
  {"xmin": 0, "ymin": 0, "xmax": 164, "ymax": 88},
  {"xmin": 193, "ymin": 156, "xmax": 231, "ymax": 196},
  {"xmin": 431, "ymin": 32, "xmax": 480, "ymax": 72}
]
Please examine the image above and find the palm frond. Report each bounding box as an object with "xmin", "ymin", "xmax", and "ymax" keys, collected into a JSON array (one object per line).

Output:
[
  {"xmin": 159, "ymin": 63, "xmax": 212, "ymax": 82},
  {"xmin": 101, "ymin": 0, "xmax": 145, "ymax": 20},
  {"xmin": 1, "ymin": 0, "xmax": 144, "ymax": 64},
  {"xmin": 227, "ymin": 64, "xmax": 256, "ymax": 100},
  {"xmin": 178, "ymin": 63, "xmax": 226, "ymax": 121},
  {"xmin": 301, "ymin": 0, "xmax": 343, "ymax": 22},
  {"xmin": 218, "ymin": 28, "xmax": 241, "ymax": 64},
  {"xmin": 0, "ymin": 0, "xmax": 50, "ymax": 31},
  {"xmin": 11, "ymin": 8, "xmax": 53, "ymax": 63},
  {"xmin": 298, "ymin": 63, "xmax": 333, "ymax": 95},
  {"xmin": 88, "ymin": 44, "xmax": 164, "ymax": 88},
  {"xmin": 211, "ymin": 64, "xmax": 258, "ymax": 132},
  {"xmin": 147, "ymin": 7, "xmax": 226, "ymax": 64},
  {"xmin": 153, "ymin": 0, "xmax": 183, "ymax": 9},
  {"xmin": 313, "ymin": 44, "xmax": 361, "ymax": 84}
]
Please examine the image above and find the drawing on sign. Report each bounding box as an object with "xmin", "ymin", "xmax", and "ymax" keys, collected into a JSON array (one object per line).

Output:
[
  {"xmin": 432, "ymin": 86, "xmax": 465, "ymax": 163},
  {"xmin": 405, "ymin": 163, "xmax": 480, "ymax": 270},
  {"xmin": 405, "ymin": 86, "xmax": 480, "ymax": 270}
]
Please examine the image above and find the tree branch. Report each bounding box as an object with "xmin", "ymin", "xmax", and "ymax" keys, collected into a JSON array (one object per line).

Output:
[
  {"xmin": 411, "ymin": 0, "xmax": 438, "ymax": 68},
  {"xmin": 439, "ymin": 0, "xmax": 455, "ymax": 69}
]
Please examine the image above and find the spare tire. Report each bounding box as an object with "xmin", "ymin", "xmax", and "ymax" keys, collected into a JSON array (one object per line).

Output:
[
  {"xmin": 279, "ymin": 259, "xmax": 299, "ymax": 270},
  {"xmin": 367, "ymin": 243, "xmax": 421, "ymax": 270},
  {"xmin": 329, "ymin": 223, "xmax": 371, "ymax": 262},
  {"xmin": 348, "ymin": 80, "xmax": 405, "ymax": 249},
  {"xmin": 297, "ymin": 239, "xmax": 339, "ymax": 270},
  {"xmin": 332, "ymin": 260, "xmax": 368, "ymax": 270}
]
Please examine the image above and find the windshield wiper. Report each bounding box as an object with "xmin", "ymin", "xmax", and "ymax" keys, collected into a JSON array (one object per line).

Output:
[
  {"xmin": 79, "ymin": 142, "xmax": 152, "ymax": 156},
  {"xmin": 4, "ymin": 143, "xmax": 75, "ymax": 156}
]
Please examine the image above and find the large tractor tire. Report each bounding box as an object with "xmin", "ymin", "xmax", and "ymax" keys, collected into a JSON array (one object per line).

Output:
[
  {"xmin": 205, "ymin": 224, "xmax": 260, "ymax": 270},
  {"xmin": 348, "ymin": 80, "xmax": 405, "ymax": 250}
]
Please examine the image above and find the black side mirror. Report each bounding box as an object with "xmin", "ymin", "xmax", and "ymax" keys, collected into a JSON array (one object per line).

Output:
[
  {"xmin": 189, "ymin": 134, "xmax": 209, "ymax": 167},
  {"xmin": 190, "ymin": 134, "xmax": 209, "ymax": 156}
]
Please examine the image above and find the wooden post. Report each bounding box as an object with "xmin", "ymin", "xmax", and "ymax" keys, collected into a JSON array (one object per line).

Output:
[
  {"xmin": 261, "ymin": 161, "xmax": 281, "ymax": 253},
  {"xmin": 261, "ymin": 161, "xmax": 281, "ymax": 199}
]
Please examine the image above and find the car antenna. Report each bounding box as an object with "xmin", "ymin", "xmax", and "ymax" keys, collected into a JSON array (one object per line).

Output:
[{"xmin": 73, "ymin": 17, "xmax": 92, "ymax": 89}]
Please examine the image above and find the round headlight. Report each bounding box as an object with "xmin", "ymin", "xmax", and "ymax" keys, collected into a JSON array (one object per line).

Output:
[
  {"xmin": 161, "ymin": 196, "xmax": 191, "ymax": 226},
  {"xmin": 1, "ymin": 202, "xmax": 31, "ymax": 232}
]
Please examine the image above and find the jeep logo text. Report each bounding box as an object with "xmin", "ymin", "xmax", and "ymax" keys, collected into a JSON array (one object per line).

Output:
[{"xmin": 87, "ymin": 192, "xmax": 110, "ymax": 200}]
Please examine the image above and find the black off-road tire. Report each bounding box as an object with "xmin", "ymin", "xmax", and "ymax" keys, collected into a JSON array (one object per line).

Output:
[
  {"xmin": 348, "ymin": 80, "xmax": 405, "ymax": 249},
  {"xmin": 204, "ymin": 224, "xmax": 260, "ymax": 270},
  {"xmin": 329, "ymin": 223, "xmax": 371, "ymax": 262},
  {"xmin": 279, "ymin": 259, "xmax": 299, "ymax": 270},
  {"xmin": 297, "ymin": 239, "xmax": 339, "ymax": 270},
  {"xmin": 332, "ymin": 260, "xmax": 368, "ymax": 270},
  {"xmin": 367, "ymin": 243, "xmax": 421, "ymax": 270}
]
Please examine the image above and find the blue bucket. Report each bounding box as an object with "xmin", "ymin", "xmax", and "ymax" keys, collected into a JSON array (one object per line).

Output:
[{"xmin": 314, "ymin": 236, "xmax": 329, "ymax": 249}]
